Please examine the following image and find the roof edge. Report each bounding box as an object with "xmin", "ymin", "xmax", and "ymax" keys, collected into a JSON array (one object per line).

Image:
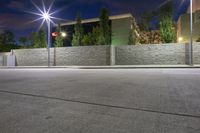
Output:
[{"xmin": 60, "ymin": 13, "xmax": 133, "ymax": 26}]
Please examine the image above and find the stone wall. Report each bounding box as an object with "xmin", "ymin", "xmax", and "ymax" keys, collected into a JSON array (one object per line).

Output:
[
  {"xmin": 115, "ymin": 43, "xmax": 200, "ymax": 65},
  {"xmin": 193, "ymin": 44, "xmax": 200, "ymax": 64},
  {"xmin": 0, "ymin": 52, "xmax": 10, "ymax": 66},
  {"xmin": 0, "ymin": 56, "xmax": 3, "ymax": 66},
  {"xmin": 13, "ymin": 46, "xmax": 110, "ymax": 66},
  {"xmin": 12, "ymin": 43, "xmax": 200, "ymax": 66}
]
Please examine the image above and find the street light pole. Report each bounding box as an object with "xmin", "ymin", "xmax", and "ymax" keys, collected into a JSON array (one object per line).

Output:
[
  {"xmin": 47, "ymin": 19, "xmax": 51, "ymax": 67},
  {"xmin": 30, "ymin": 0, "xmax": 62, "ymax": 66},
  {"xmin": 189, "ymin": 0, "xmax": 193, "ymax": 65}
]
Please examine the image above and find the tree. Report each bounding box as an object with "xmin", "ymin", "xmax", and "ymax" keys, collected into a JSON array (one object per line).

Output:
[
  {"xmin": 81, "ymin": 26, "xmax": 101, "ymax": 46},
  {"xmin": 159, "ymin": 1, "xmax": 176, "ymax": 43},
  {"xmin": 30, "ymin": 28, "xmax": 47, "ymax": 48},
  {"xmin": 91, "ymin": 26, "xmax": 101, "ymax": 45},
  {"xmin": 0, "ymin": 30, "xmax": 19, "ymax": 52},
  {"xmin": 159, "ymin": 19, "xmax": 176, "ymax": 43},
  {"xmin": 30, "ymin": 32, "xmax": 40, "ymax": 48},
  {"xmin": 38, "ymin": 28, "xmax": 47, "ymax": 48},
  {"xmin": 53, "ymin": 24, "xmax": 65, "ymax": 66},
  {"xmin": 128, "ymin": 29, "xmax": 136, "ymax": 45},
  {"xmin": 55, "ymin": 24, "xmax": 64, "ymax": 47},
  {"xmin": 19, "ymin": 37, "xmax": 28, "ymax": 46},
  {"xmin": 72, "ymin": 13, "xmax": 83, "ymax": 46},
  {"xmin": 98, "ymin": 8, "xmax": 111, "ymax": 45},
  {"xmin": 0, "ymin": 30, "xmax": 15, "ymax": 45},
  {"xmin": 82, "ymin": 33, "xmax": 93, "ymax": 46},
  {"xmin": 139, "ymin": 11, "xmax": 155, "ymax": 31}
]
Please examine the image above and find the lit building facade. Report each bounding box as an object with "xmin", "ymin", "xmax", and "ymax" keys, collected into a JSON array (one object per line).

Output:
[
  {"xmin": 53, "ymin": 13, "xmax": 139, "ymax": 46},
  {"xmin": 177, "ymin": 0, "xmax": 200, "ymax": 42}
]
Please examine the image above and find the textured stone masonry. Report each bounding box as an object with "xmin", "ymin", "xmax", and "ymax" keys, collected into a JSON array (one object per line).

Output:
[
  {"xmin": 115, "ymin": 43, "xmax": 200, "ymax": 65},
  {"xmin": 11, "ymin": 43, "xmax": 200, "ymax": 66},
  {"xmin": 13, "ymin": 46, "xmax": 110, "ymax": 66}
]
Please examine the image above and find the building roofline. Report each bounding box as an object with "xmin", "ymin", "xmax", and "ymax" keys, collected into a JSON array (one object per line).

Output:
[{"xmin": 60, "ymin": 13, "xmax": 133, "ymax": 26}]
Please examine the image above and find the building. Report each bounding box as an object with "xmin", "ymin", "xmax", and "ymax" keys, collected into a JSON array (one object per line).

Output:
[
  {"xmin": 53, "ymin": 13, "xmax": 140, "ymax": 46},
  {"xmin": 177, "ymin": 0, "xmax": 200, "ymax": 43}
]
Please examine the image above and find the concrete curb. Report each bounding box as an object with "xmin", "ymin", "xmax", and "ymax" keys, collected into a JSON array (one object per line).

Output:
[{"xmin": 1, "ymin": 65, "xmax": 200, "ymax": 69}]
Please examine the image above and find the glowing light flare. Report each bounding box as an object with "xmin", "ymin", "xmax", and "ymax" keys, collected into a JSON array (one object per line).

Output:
[
  {"xmin": 29, "ymin": 0, "xmax": 62, "ymax": 29},
  {"xmin": 178, "ymin": 37, "xmax": 183, "ymax": 42},
  {"xmin": 43, "ymin": 13, "xmax": 50, "ymax": 20},
  {"xmin": 61, "ymin": 32, "xmax": 67, "ymax": 37}
]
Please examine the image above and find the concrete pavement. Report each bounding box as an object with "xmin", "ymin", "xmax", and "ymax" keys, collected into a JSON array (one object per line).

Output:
[{"xmin": 0, "ymin": 68, "xmax": 200, "ymax": 133}]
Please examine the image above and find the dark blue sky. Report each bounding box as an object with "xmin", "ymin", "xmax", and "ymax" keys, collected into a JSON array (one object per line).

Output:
[{"xmin": 0, "ymin": 0, "xmax": 189, "ymax": 41}]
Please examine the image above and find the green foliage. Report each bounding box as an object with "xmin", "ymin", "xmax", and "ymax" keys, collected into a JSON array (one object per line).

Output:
[
  {"xmin": 19, "ymin": 37, "xmax": 28, "ymax": 46},
  {"xmin": 0, "ymin": 30, "xmax": 15, "ymax": 45},
  {"xmin": 98, "ymin": 8, "xmax": 111, "ymax": 45},
  {"xmin": 38, "ymin": 28, "xmax": 47, "ymax": 48},
  {"xmin": 0, "ymin": 44, "xmax": 21, "ymax": 52},
  {"xmin": 91, "ymin": 26, "xmax": 101, "ymax": 45},
  {"xmin": 72, "ymin": 13, "xmax": 83, "ymax": 46},
  {"xmin": 30, "ymin": 32, "xmax": 40, "ymax": 48},
  {"xmin": 159, "ymin": 1, "xmax": 173, "ymax": 19},
  {"xmin": 0, "ymin": 30, "xmax": 19, "ymax": 52},
  {"xmin": 159, "ymin": 18, "xmax": 176, "ymax": 43},
  {"xmin": 81, "ymin": 26, "xmax": 101, "ymax": 46},
  {"xmin": 128, "ymin": 29, "xmax": 136, "ymax": 45},
  {"xmin": 29, "ymin": 28, "xmax": 47, "ymax": 48},
  {"xmin": 55, "ymin": 24, "xmax": 64, "ymax": 47},
  {"xmin": 159, "ymin": 1, "xmax": 176, "ymax": 43},
  {"xmin": 82, "ymin": 33, "xmax": 93, "ymax": 46}
]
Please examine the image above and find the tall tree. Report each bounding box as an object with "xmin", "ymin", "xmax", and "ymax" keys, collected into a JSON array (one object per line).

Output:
[
  {"xmin": 0, "ymin": 30, "xmax": 20, "ymax": 52},
  {"xmin": 72, "ymin": 13, "xmax": 83, "ymax": 46},
  {"xmin": 55, "ymin": 24, "xmax": 64, "ymax": 47},
  {"xmin": 30, "ymin": 28, "xmax": 47, "ymax": 48},
  {"xmin": 53, "ymin": 24, "xmax": 65, "ymax": 66},
  {"xmin": 91, "ymin": 26, "xmax": 101, "ymax": 45},
  {"xmin": 128, "ymin": 29, "xmax": 136, "ymax": 45},
  {"xmin": 98, "ymin": 8, "xmax": 111, "ymax": 45},
  {"xmin": 159, "ymin": 19, "xmax": 176, "ymax": 43},
  {"xmin": 38, "ymin": 28, "xmax": 47, "ymax": 48},
  {"xmin": 81, "ymin": 26, "xmax": 101, "ymax": 46},
  {"xmin": 139, "ymin": 12, "xmax": 153, "ymax": 31},
  {"xmin": 159, "ymin": 1, "xmax": 176, "ymax": 43},
  {"xmin": 30, "ymin": 32, "xmax": 40, "ymax": 48}
]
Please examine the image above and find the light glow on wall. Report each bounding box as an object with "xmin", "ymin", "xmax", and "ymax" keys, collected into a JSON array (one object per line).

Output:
[{"xmin": 178, "ymin": 37, "xmax": 183, "ymax": 42}]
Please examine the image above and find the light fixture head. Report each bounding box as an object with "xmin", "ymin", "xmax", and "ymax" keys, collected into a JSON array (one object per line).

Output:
[
  {"xmin": 61, "ymin": 32, "xmax": 67, "ymax": 37},
  {"xmin": 43, "ymin": 13, "xmax": 50, "ymax": 20},
  {"xmin": 29, "ymin": 0, "xmax": 63, "ymax": 29}
]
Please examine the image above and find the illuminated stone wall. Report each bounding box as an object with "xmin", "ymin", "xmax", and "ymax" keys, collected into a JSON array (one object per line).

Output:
[
  {"xmin": 13, "ymin": 46, "xmax": 110, "ymax": 66},
  {"xmin": 0, "ymin": 52, "xmax": 9, "ymax": 66},
  {"xmin": 13, "ymin": 43, "xmax": 200, "ymax": 66},
  {"xmin": 116, "ymin": 43, "xmax": 200, "ymax": 65},
  {"xmin": 0, "ymin": 56, "xmax": 3, "ymax": 66}
]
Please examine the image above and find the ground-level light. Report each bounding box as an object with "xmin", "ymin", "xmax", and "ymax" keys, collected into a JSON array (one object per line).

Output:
[{"xmin": 178, "ymin": 37, "xmax": 183, "ymax": 42}]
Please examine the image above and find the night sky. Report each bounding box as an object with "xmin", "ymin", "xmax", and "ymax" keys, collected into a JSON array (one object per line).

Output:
[{"xmin": 0, "ymin": 0, "xmax": 189, "ymax": 42}]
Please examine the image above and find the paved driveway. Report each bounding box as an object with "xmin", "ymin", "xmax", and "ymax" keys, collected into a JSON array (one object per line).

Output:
[{"xmin": 0, "ymin": 68, "xmax": 200, "ymax": 133}]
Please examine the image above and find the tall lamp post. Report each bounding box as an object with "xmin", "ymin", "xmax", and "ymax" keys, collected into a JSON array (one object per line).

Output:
[
  {"xmin": 43, "ymin": 13, "xmax": 51, "ymax": 67},
  {"xmin": 189, "ymin": 0, "xmax": 193, "ymax": 65},
  {"xmin": 30, "ymin": 0, "xmax": 62, "ymax": 67}
]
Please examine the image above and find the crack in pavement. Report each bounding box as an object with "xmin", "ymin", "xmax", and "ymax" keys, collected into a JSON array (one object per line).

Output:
[{"xmin": 0, "ymin": 89, "xmax": 200, "ymax": 119}]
